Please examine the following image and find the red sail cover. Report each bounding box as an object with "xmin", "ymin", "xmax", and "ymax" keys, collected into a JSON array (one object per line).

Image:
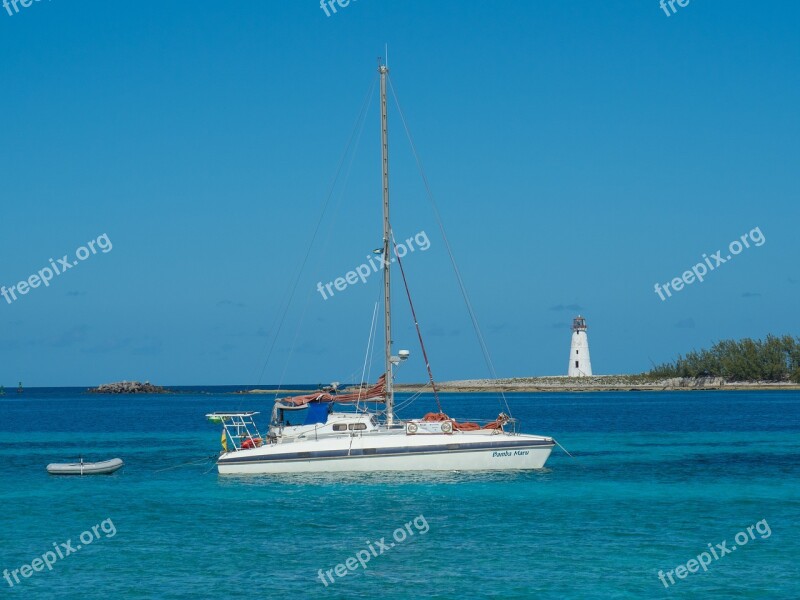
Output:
[{"xmin": 281, "ymin": 375, "xmax": 387, "ymax": 407}]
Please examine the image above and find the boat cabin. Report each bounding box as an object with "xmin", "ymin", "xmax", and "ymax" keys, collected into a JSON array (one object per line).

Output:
[{"xmin": 273, "ymin": 405, "xmax": 379, "ymax": 441}]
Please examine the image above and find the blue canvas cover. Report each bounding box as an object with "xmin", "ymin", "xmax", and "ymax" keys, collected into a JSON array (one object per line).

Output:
[{"xmin": 304, "ymin": 402, "xmax": 331, "ymax": 425}]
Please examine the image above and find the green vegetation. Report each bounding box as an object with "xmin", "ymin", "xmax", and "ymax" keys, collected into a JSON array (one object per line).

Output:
[{"xmin": 649, "ymin": 335, "xmax": 800, "ymax": 383}]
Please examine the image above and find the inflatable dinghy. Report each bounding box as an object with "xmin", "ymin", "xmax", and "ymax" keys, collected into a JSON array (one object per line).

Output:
[{"xmin": 46, "ymin": 458, "xmax": 124, "ymax": 476}]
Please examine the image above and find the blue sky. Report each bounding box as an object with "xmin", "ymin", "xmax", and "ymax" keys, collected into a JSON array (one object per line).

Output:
[{"xmin": 1, "ymin": 0, "xmax": 798, "ymax": 386}]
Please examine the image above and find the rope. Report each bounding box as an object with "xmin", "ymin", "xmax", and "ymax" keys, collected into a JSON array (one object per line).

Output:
[
  {"xmin": 554, "ymin": 439, "xmax": 575, "ymax": 458},
  {"xmin": 387, "ymin": 76, "xmax": 512, "ymax": 418},
  {"xmin": 153, "ymin": 456, "xmax": 217, "ymax": 473}
]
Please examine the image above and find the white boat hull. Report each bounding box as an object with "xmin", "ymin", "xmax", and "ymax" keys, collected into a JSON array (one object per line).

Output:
[{"xmin": 217, "ymin": 432, "xmax": 553, "ymax": 474}]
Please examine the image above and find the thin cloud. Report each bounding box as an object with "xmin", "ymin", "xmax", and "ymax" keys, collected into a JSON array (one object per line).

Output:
[
  {"xmin": 132, "ymin": 338, "xmax": 162, "ymax": 356},
  {"xmin": 82, "ymin": 338, "xmax": 133, "ymax": 354},
  {"xmin": 217, "ymin": 300, "xmax": 246, "ymax": 308},
  {"xmin": 426, "ymin": 325, "xmax": 460, "ymax": 337},
  {"xmin": 49, "ymin": 325, "xmax": 90, "ymax": 348},
  {"xmin": 549, "ymin": 304, "xmax": 584, "ymax": 312}
]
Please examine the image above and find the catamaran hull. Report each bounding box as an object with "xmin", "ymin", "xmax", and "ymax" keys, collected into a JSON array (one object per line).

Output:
[{"xmin": 217, "ymin": 437, "xmax": 554, "ymax": 474}]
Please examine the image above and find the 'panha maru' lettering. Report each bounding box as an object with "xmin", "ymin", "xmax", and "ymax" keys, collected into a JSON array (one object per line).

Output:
[{"xmin": 492, "ymin": 450, "xmax": 530, "ymax": 457}]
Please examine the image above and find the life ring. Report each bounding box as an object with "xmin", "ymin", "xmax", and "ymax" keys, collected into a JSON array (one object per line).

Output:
[
  {"xmin": 441, "ymin": 421, "xmax": 453, "ymax": 434},
  {"xmin": 406, "ymin": 422, "xmax": 418, "ymax": 434},
  {"xmin": 241, "ymin": 437, "xmax": 262, "ymax": 449}
]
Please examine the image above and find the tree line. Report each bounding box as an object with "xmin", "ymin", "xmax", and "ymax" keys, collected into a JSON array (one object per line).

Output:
[{"xmin": 649, "ymin": 335, "xmax": 800, "ymax": 382}]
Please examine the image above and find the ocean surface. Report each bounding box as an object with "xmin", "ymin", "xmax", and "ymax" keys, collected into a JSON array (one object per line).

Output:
[{"xmin": 0, "ymin": 388, "xmax": 797, "ymax": 599}]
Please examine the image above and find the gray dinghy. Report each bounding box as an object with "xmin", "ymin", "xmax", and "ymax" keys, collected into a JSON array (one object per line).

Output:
[{"xmin": 46, "ymin": 458, "xmax": 124, "ymax": 476}]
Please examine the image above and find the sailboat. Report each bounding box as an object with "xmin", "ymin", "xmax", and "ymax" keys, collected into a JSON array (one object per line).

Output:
[{"xmin": 207, "ymin": 61, "xmax": 555, "ymax": 474}]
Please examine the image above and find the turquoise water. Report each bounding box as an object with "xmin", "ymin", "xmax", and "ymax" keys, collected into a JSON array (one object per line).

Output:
[{"xmin": 1, "ymin": 389, "xmax": 798, "ymax": 599}]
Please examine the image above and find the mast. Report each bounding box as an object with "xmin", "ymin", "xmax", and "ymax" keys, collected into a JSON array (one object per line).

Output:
[{"xmin": 379, "ymin": 60, "xmax": 394, "ymax": 425}]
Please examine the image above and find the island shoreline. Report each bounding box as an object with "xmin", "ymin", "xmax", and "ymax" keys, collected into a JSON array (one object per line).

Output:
[{"xmin": 242, "ymin": 377, "xmax": 800, "ymax": 394}]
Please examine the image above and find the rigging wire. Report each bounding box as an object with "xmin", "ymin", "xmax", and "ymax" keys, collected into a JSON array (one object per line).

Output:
[
  {"xmin": 254, "ymin": 75, "xmax": 378, "ymax": 388},
  {"xmin": 357, "ymin": 300, "xmax": 380, "ymax": 410},
  {"xmin": 273, "ymin": 85, "xmax": 376, "ymax": 399},
  {"xmin": 387, "ymin": 76, "xmax": 513, "ymax": 418},
  {"xmin": 365, "ymin": 283, "xmax": 383, "ymax": 413},
  {"xmin": 392, "ymin": 390, "xmax": 423, "ymax": 415}
]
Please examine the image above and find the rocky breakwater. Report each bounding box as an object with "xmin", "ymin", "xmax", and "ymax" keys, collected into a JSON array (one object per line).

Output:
[
  {"xmin": 660, "ymin": 377, "xmax": 725, "ymax": 390},
  {"xmin": 88, "ymin": 381, "xmax": 166, "ymax": 394}
]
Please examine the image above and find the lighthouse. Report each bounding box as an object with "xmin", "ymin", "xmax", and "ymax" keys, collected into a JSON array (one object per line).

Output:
[{"xmin": 568, "ymin": 315, "xmax": 592, "ymax": 377}]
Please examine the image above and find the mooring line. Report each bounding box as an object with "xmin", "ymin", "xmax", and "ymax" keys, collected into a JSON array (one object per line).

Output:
[
  {"xmin": 153, "ymin": 456, "xmax": 217, "ymax": 473},
  {"xmin": 554, "ymin": 439, "xmax": 575, "ymax": 458}
]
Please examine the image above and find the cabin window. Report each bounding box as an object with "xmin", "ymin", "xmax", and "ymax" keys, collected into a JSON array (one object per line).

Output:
[
  {"xmin": 279, "ymin": 411, "xmax": 299, "ymax": 426},
  {"xmin": 348, "ymin": 423, "xmax": 367, "ymax": 431},
  {"xmin": 333, "ymin": 424, "xmax": 348, "ymax": 432}
]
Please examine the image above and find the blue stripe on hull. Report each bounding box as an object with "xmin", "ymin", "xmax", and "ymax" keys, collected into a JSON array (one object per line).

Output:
[{"xmin": 218, "ymin": 438, "xmax": 554, "ymax": 465}]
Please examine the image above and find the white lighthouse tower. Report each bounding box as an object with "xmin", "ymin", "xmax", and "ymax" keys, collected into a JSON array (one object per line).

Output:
[{"xmin": 568, "ymin": 315, "xmax": 592, "ymax": 377}]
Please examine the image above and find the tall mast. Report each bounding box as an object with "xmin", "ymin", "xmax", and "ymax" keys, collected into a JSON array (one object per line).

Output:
[{"xmin": 379, "ymin": 61, "xmax": 394, "ymax": 425}]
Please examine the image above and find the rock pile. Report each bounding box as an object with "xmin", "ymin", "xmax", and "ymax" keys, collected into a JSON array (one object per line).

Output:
[{"xmin": 88, "ymin": 381, "xmax": 165, "ymax": 394}]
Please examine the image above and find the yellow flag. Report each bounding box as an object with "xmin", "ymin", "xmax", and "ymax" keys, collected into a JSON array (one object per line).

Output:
[{"xmin": 221, "ymin": 429, "xmax": 228, "ymax": 453}]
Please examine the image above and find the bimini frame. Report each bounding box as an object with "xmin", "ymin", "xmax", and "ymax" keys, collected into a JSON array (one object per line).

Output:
[{"xmin": 206, "ymin": 412, "xmax": 263, "ymax": 452}]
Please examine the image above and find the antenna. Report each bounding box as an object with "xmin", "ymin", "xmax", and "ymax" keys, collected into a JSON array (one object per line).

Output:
[{"xmin": 385, "ymin": 44, "xmax": 389, "ymax": 68}]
